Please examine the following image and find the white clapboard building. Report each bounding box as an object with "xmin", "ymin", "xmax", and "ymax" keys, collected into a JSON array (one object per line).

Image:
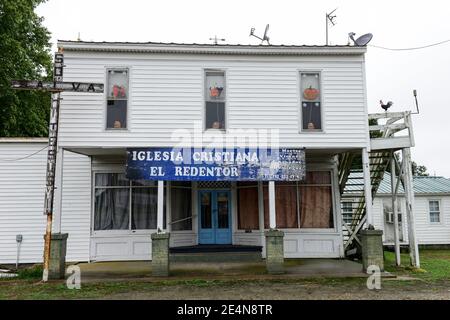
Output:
[
  {"xmin": 0, "ymin": 41, "xmax": 420, "ymax": 270},
  {"xmin": 372, "ymin": 174, "xmax": 450, "ymax": 246}
]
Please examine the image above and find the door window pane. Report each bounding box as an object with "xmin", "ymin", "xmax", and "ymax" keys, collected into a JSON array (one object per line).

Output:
[
  {"xmin": 201, "ymin": 192, "xmax": 212, "ymax": 229},
  {"xmin": 217, "ymin": 192, "xmax": 229, "ymax": 229}
]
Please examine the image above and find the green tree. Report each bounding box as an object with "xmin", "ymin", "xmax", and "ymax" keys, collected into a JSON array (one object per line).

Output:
[
  {"xmin": 0, "ymin": 0, "xmax": 52, "ymax": 137},
  {"xmin": 412, "ymin": 161, "xmax": 429, "ymax": 176}
]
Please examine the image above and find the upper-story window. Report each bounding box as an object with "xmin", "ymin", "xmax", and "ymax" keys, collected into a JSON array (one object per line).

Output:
[
  {"xmin": 301, "ymin": 72, "xmax": 322, "ymax": 131},
  {"xmin": 106, "ymin": 69, "xmax": 128, "ymax": 129},
  {"xmin": 429, "ymin": 200, "xmax": 441, "ymax": 223},
  {"xmin": 205, "ymin": 70, "xmax": 226, "ymax": 130}
]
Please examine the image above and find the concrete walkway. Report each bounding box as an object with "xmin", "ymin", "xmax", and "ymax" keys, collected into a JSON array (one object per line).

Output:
[{"xmin": 74, "ymin": 259, "xmax": 385, "ymax": 282}]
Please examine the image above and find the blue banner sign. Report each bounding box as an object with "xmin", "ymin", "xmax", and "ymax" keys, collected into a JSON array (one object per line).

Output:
[{"xmin": 126, "ymin": 148, "xmax": 305, "ymax": 181}]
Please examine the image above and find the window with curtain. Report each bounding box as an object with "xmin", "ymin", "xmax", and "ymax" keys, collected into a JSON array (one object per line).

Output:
[
  {"xmin": 300, "ymin": 72, "xmax": 322, "ymax": 131},
  {"xmin": 205, "ymin": 70, "xmax": 226, "ymax": 130},
  {"xmin": 94, "ymin": 173, "xmax": 164, "ymax": 231},
  {"xmin": 171, "ymin": 182, "xmax": 192, "ymax": 231},
  {"xmin": 106, "ymin": 69, "xmax": 128, "ymax": 129},
  {"xmin": 237, "ymin": 182, "xmax": 259, "ymax": 230},
  {"xmin": 263, "ymin": 171, "xmax": 334, "ymax": 229}
]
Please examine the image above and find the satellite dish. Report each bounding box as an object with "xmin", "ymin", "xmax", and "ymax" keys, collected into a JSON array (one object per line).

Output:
[
  {"xmin": 349, "ymin": 32, "xmax": 373, "ymax": 46},
  {"xmin": 249, "ymin": 24, "xmax": 271, "ymax": 45}
]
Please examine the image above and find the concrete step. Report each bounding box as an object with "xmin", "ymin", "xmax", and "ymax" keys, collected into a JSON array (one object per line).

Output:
[{"xmin": 170, "ymin": 251, "xmax": 262, "ymax": 263}]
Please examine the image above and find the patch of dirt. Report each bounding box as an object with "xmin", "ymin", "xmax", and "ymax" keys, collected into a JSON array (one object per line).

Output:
[{"xmin": 101, "ymin": 280, "xmax": 450, "ymax": 300}]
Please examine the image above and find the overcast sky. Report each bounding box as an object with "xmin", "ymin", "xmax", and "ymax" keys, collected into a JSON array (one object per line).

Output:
[{"xmin": 36, "ymin": 0, "xmax": 450, "ymax": 177}]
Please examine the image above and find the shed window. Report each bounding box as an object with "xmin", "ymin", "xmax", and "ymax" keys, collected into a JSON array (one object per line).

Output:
[
  {"xmin": 301, "ymin": 72, "xmax": 322, "ymax": 131},
  {"xmin": 342, "ymin": 201, "xmax": 353, "ymax": 224},
  {"xmin": 429, "ymin": 200, "xmax": 441, "ymax": 223},
  {"xmin": 205, "ymin": 70, "xmax": 225, "ymax": 130},
  {"xmin": 106, "ymin": 69, "xmax": 128, "ymax": 129}
]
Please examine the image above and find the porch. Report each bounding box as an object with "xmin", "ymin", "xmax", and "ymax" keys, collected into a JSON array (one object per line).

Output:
[{"xmin": 75, "ymin": 258, "xmax": 372, "ymax": 282}]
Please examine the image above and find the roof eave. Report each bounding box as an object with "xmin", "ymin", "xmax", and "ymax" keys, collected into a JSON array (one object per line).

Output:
[{"xmin": 57, "ymin": 41, "xmax": 367, "ymax": 56}]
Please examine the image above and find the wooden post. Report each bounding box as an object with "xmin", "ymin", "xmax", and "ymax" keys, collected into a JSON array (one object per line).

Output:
[
  {"xmin": 258, "ymin": 181, "xmax": 266, "ymax": 256},
  {"xmin": 362, "ymin": 148, "xmax": 374, "ymax": 228},
  {"xmin": 402, "ymin": 147, "xmax": 420, "ymax": 268},
  {"xmin": 166, "ymin": 181, "xmax": 171, "ymax": 232},
  {"xmin": 157, "ymin": 180, "xmax": 165, "ymax": 232},
  {"xmin": 391, "ymin": 153, "xmax": 401, "ymax": 266},
  {"xmin": 268, "ymin": 181, "xmax": 276, "ymax": 229},
  {"xmin": 42, "ymin": 92, "xmax": 61, "ymax": 282}
]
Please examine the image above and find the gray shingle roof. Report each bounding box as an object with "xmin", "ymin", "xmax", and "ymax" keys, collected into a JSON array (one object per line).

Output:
[{"xmin": 377, "ymin": 173, "xmax": 450, "ymax": 195}]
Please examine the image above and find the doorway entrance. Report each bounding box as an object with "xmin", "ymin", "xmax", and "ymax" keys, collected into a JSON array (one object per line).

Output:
[{"xmin": 198, "ymin": 190, "xmax": 232, "ymax": 244}]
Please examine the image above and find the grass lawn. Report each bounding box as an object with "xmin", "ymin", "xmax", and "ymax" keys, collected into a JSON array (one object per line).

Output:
[
  {"xmin": 384, "ymin": 249, "xmax": 450, "ymax": 281},
  {"xmin": 0, "ymin": 249, "xmax": 449, "ymax": 300}
]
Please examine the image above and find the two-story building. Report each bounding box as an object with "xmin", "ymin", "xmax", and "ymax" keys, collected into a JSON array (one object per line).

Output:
[{"xmin": 3, "ymin": 40, "xmax": 409, "ymax": 276}]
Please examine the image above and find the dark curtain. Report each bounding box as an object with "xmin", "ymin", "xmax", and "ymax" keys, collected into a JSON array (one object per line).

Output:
[
  {"xmin": 171, "ymin": 187, "xmax": 192, "ymax": 231},
  {"xmin": 132, "ymin": 187, "xmax": 157, "ymax": 230},
  {"xmin": 94, "ymin": 188, "xmax": 129, "ymax": 230},
  {"xmin": 237, "ymin": 185, "xmax": 259, "ymax": 230}
]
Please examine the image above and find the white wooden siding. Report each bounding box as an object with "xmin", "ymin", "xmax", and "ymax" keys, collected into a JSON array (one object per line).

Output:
[
  {"xmin": 373, "ymin": 196, "xmax": 450, "ymax": 245},
  {"xmin": 0, "ymin": 142, "xmax": 91, "ymax": 264},
  {"xmin": 58, "ymin": 52, "xmax": 368, "ymax": 149}
]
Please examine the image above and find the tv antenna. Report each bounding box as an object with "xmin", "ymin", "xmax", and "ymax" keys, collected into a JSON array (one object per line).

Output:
[
  {"xmin": 209, "ymin": 35, "xmax": 226, "ymax": 45},
  {"xmin": 325, "ymin": 8, "xmax": 337, "ymax": 45},
  {"xmin": 250, "ymin": 24, "xmax": 271, "ymax": 45},
  {"xmin": 348, "ymin": 32, "xmax": 373, "ymax": 46}
]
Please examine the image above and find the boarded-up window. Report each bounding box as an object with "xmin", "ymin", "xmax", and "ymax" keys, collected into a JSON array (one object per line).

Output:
[{"xmin": 237, "ymin": 182, "xmax": 259, "ymax": 230}]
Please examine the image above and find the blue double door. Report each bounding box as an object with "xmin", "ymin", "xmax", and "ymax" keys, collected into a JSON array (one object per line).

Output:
[{"xmin": 198, "ymin": 190, "xmax": 232, "ymax": 245}]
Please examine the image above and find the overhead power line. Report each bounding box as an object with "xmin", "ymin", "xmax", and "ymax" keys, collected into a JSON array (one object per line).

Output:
[
  {"xmin": 0, "ymin": 145, "xmax": 48, "ymax": 162},
  {"xmin": 369, "ymin": 39, "xmax": 450, "ymax": 51}
]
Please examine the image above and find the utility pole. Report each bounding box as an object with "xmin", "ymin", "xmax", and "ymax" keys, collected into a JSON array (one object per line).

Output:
[{"xmin": 11, "ymin": 48, "xmax": 104, "ymax": 282}]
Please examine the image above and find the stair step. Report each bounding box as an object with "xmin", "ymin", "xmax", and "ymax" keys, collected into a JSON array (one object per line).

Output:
[{"xmin": 170, "ymin": 251, "xmax": 262, "ymax": 263}]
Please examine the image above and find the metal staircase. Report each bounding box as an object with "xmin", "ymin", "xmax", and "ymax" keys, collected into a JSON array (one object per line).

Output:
[{"xmin": 339, "ymin": 111, "xmax": 415, "ymax": 253}]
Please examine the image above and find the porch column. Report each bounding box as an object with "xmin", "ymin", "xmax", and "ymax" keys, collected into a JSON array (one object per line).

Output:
[
  {"xmin": 157, "ymin": 180, "xmax": 165, "ymax": 232},
  {"xmin": 361, "ymin": 148, "xmax": 384, "ymax": 273},
  {"xmin": 362, "ymin": 147, "xmax": 374, "ymax": 228},
  {"xmin": 258, "ymin": 182, "xmax": 265, "ymax": 257},
  {"xmin": 391, "ymin": 154, "xmax": 401, "ymax": 266},
  {"xmin": 151, "ymin": 180, "xmax": 170, "ymax": 277},
  {"xmin": 47, "ymin": 148, "xmax": 69, "ymax": 279},
  {"xmin": 402, "ymin": 148, "xmax": 420, "ymax": 268},
  {"xmin": 265, "ymin": 181, "xmax": 284, "ymax": 274},
  {"xmin": 268, "ymin": 181, "xmax": 276, "ymax": 229}
]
